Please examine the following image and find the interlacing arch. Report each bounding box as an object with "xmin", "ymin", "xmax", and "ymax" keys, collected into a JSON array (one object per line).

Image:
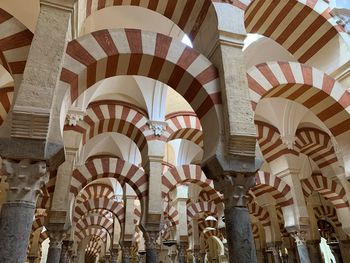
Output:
[
  {"xmin": 247, "ymin": 61, "xmax": 350, "ymax": 139},
  {"xmin": 0, "ymin": 86, "xmax": 13, "ymax": 125},
  {"xmin": 244, "ymin": 0, "xmax": 347, "ymax": 63},
  {"xmin": 251, "ymin": 223, "xmax": 260, "ymax": 240},
  {"xmin": 253, "ymin": 171, "xmax": 294, "ymax": 207},
  {"xmin": 73, "ymin": 197, "xmax": 125, "ymax": 223},
  {"xmin": 165, "ymin": 111, "xmax": 203, "ymax": 147},
  {"xmin": 256, "ymin": 121, "xmax": 299, "ymax": 163},
  {"xmin": 65, "ymin": 101, "xmax": 150, "ymax": 165},
  {"xmin": 60, "ymin": 28, "xmax": 221, "ymax": 158},
  {"xmin": 302, "ymin": 174, "xmax": 349, "ymax": 209},
  {"xmin": 78, "ymin": 0, "xmax": 217, "ymax": 40},
  {"xmin": 70, "ymin": 157, "xmax": 147, "ymax": 202},
  {"xmin": 75, "ymin": 215, "xmax": 114, "ymax": 237},
  {"xmin": 161, "ymin": 164, "xmax": 214, "ymax": 198},
  {"xmin": 187, "ymin": 200, "xmax": 217, "ymax": 218},
  {"xmin": 313, "ymin": 204, "xmax": 342, "ymax": 229},
  {"xmin": 247, "ymin": 200, "xmax": 271, "ymax": 227},
  {"xmin": 295, "ymin": 127, "xmax": 338, "ymax": 169},
  {"xmin": 76, "ymin": 183, "xmax": 115, "ymax": 204},
  {"xmin": 76, "ymin": 227, "xmax": 108, "ymax": 243}
]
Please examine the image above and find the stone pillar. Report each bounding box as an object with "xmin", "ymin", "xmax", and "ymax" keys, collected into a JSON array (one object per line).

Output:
[
  {"xmin": 287, "ymin": 245, "xmax": 298, "ymax": 263},
  {"xmin": 267, "ymin": 242, "xmax": 281, "ymax": 263},
  {"xmin": 0, "ymin": 159, "xmax": 48, "ymax": 263},
  {"xmin": 60, "ymin": 240, "xmax": 74, "ymax": 263},
  {"xmin": 110, "ymin": 247, "xmax": 119, "ymax": 263},
  {"xmin": 222, "ymin": 174, "xmax": 257, "ymax": 263},
  {"xmin": 47, "ymin": 230, "xmax": 66, "ymax": 263},
  {"xmin": 329, "ymin": 242, "xmax": 343, "ymax": 263},
  {"xmin": 121, "ymin": 243, "xmax": 132, "ymax": 263},
  {"xmin": 339, "ymin": 240, "xmax": 350, "ymax": 263},
  {"xmin": 144, "ymin": 231, "xmax": 159, "ymax": 263},
  {"xmin": 177, "ymin": 242, "xmax": 188, "ymax": 263},
  {"xmin": 291, "ymin": 232, "xmax": 311, "ymax": 263},
  {"xmin": 28, "ymin": 256, "xmax": 37, "ymax": 263},
  {"xmin": 306, "ymin": 240, "xmax": 322, "ymax": 263}
]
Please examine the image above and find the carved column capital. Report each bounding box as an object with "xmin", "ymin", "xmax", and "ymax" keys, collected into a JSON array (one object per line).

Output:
[
  {"xmin": 291, "ymin": 231, "xmax": 307, "ymax": 246},
  {"xmin": 2, "ymin": 159, "xmax": 48, "ymax": 203},
  {"xmin": 144, "ymin": 231, "xmax": 159, "ymax": 250},
  {"xmin": 66, "ymin": 111, "xmax": 84, "ymax": 126},
  {"xmin": 147, "ymin": 120, "xmax": 168, "ymax": 136},
  {"xmin": 177, "ymin": 242, "xmax": 188, "ymax": 257},
  {"xmin": 48, "ymin": 230, "xmax": 66, "ymax": 249}
]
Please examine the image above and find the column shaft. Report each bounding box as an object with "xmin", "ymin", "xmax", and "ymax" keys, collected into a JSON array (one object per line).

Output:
[
  {"xmin": 224, "ymin": 206, "xmax": 257, "ymax": 263},
  {"xmin": 306, "ymin": 240, "xmax": 322, "ymax": 263},
  {"xmin": 0, "ymin": 202, "xmax": 36, "ymax": 262},
  {"xmin": 47, "ymin": 245, "xmax": 62, "ymax": 263}
]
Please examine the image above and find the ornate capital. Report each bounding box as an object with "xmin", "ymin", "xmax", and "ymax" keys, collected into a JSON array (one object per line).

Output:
[
  {"xmin": 291, "ymin": 231, "xmax": 307, "ymax": 246},
  {"xmin": 66, "ymin": 112, "xmax": 84, "ymax": 126},
  {"xmin": 280, "ymin": 135, "xmax": 296, "ymax": 150},
  {"xmin": 147, "ymin": 120, "xmax": 168, "ymax": 136},
  {"xmin": 177, "ymin": 242, "xmax": 188, "ymax": 257},
  {"xmin": 122, "ymin": 245, "xmax": 132, "ymax": 258},
  {"xmin": 2, "ymin": 159, "xmax": 48, "ymax": 203},
  {"xmin": 48, "ymin": 230, "xmax": 66, "ymax": 249},
  {"xmin": 144, "ymin": 231, "xmax": 159, "ymax": 250}
]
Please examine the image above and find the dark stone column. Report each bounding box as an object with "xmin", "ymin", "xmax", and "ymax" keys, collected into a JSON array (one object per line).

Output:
[
  {"xmin": 339, "ymin": 240, "xmax": 350, "ymax": 263},
  {"xmin": 267, "ymin": 242, "xmax": 282, "ymax": 263},
  {"xmin": 287, "ymin": 246, "xmax": 298, "ymax": 263},
  {"xmin": 306, "ymin": 240, "xmax": 322, "ymax": 263},
  {"xmin": 60, "ymin": 240, "xmax": 74, "ymax": 263},
  {"xmin": 145, "ymin": 231, "xmax": 158, "ymax": 263},
  {"xmin": 122, "ymin": 244, "xmax": 131, "ymax": 263},
  {"xmin": 329, "ymin": 242, "xmax": 343, "ymax": 263},
  {"xmin": 110, "ymin": 247, "xmax": 119, "ymax": 263},
  {"xmin": 0, "ymin": 159, "xmax": 48, "ymax": 263},
  {"xmin": 47, "ymin": 230, "xmax": 66, "ymax": 263},
  {"xmin": 177, "ymin": 242, "xmax": 188, "ymax": 263},
  {"xmin": 291, "ymin": 232, "xmax": 311, "ymax": 263}
]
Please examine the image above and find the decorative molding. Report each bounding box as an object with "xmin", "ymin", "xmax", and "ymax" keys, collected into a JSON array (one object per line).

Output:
[
  {"xmin": 66, "ymin": 111, "xmax": 84, "ymax": 126},
  {"xmin": 280, "ymin": 135, "xmax": 297, "ymax": 150}
]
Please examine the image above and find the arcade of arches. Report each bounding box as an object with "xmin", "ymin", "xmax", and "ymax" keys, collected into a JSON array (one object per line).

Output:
[{"xmin": 1, "ymin": 0, "xmax": 350, "ymax": 263}]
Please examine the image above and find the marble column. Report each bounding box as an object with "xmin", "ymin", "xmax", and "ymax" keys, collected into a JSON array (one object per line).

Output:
[
  {"xmin": 145, "ymin": 231, "xmax": 159, "ymax": 263},
  {"xmin": 339, "ymin": 240, "xmax": 350, "ymax": 263},
  {"xmin": 267, "ymin": 242, "xmax": 281, "ymax": 263},
  {"xmin": 0, "ymin": 159, "xmax": 48, "ymax": 263},
  {"xmin": 177, "ymin": 242, "xmax": 188, "ymax": 263},
  {"xmin": 47, "ymin": 230, "xmax": 66, "ymax": 263},
  {"xmin": 306, "ymin": 240, "xmax": 322, "ymax": 263},
  {"xmin": 291, "ymin": 232, "xmax": 311, "ymax": 263},
  {"xmin": 110, "ymin": 247, "xmax": 119, "ymax": 263},
  {"xmin": 60, "ymin": 240, "xmax": 74, "ymax": 263},
  {"xmin": 329, "ymin": 242, "xmax": 343, "ymax": 263},
  {"xmin": 221, "ymin": 173, "xmax": 257, "ymax": 263},
  {"xmin": 287, "ymin": 246, "xmax": 298, "ymax": 263},
  {"xmin": 121, "ymin": 244, "xmax": 131, "ymax": 263}
]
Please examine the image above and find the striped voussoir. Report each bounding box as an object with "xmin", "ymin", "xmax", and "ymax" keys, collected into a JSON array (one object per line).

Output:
[
  {"xmin": 164, "ymin": 205, "xmax": 179, "ymax": 227},
  {"xmin": 64, "ymin": 101, "xmax": 150, "ymax": 161},
  {"xmin": 203, "ymin": 229, "xmax": 223, "ymax": 240},
  {"xmin": 60, "ymin": 29, "xmax": 220, "ymax": 122},
  {"xmin": 39, "ymin": 231, "xmax": 49, "ymax": 244},
  {"xmin": 75, "ymin": 215, "xmax": 113, "ymax": 236},
  {"xmin": 313, "ymin": 205, "xmax": 342, "ymax": 228},
  {"xmin": 0, "ymin": 86, "xmax": 13, "ymax": 125},
  {"xmin": 253, "ymin": 171, "xmax": 294, "ymax": 207},
  {"xmin": 248, "ymin": 201, "xmax": 271, "ymax": 227},
  {"xmin": 76, "ymin": 183, "xmax": 115, "ymax": 203},
  {"xmin": 75, "ymin": 225, "xmax": 108, "ymax": 243},
  {"xmin": 256, "ymin": 121, "xmax": 299, "ymax": 163},
  {"xmin": 84, "ymin": 208, "xmax": 113, "ymax": 219},
  {"xmin": 73, "ymin": 197, "xmax": 125, "ymax": 224},
  {"xmin": 0, "ymin": 9, "xmax": 33, "ymax": 76},
  {"xmin": 31, "ymin": 215, "xmax": 45, "ymax": 232},
  {"xmin": 244, "ymin": 0, "xmax": 345, "ymax": 63},
  {"xmin": 187, "ymin": 200, "xmax": 217, "ymax": 218},
  {"xmin": 70, "ymin": 157, "xmax": 147, "ymax": 201},
  {"xmin": 80, "ymin": 0, "xmax": 216, "ymax": 39},
  {"xmin": 36, "ymin": 186, "xmax": 50, "ymax": 210},
  {"xmin": 162, "ymin": 164, "xmax": 214, "ymax": 197},
  {"xmin": 198, "ymin": 185, "xmax": 223, "ymax": 204},
  {"xmin": 301, "ymin": 174, "xmax": 349, "ymax": 209},
  {"xmin": 252, "ymin": 223, "xmax": 260, "ymax": 239},
  {"xmin": 133, "ymin": 206, "xmax": 142, "ymax": 225},
  {"xmin": 247, "ymin": 61, "xmax": 350, "ymax": 140},
  {"xmin": 165, "ymin": 111, "xmax": 203, "ymax": 147},
  {"xmin": 295, "ymin": 127, "xmax": 338, "ymax": 169}
]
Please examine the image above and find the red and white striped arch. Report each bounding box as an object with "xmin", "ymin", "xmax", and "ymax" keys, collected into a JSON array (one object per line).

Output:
[
  {"xmin": 187, "ymin": 200, "xmax": 217, "ymax": 218},
  {"xmin": 165, "ymin": 111, "xmax": 203, "ymax": 147},
  {"xmin": 70, "ymin": 157, "xmax": 147, "ymax": 201},
  {"xmin": 256, "ymin": 121, "xmax": 299, "ymax": 163},
  {"xmin": 313, "ymin": 205, "xmax": 342, "ymax": 229},
  {"xmin": 79, "ymin": 0, "xmax": 216, "ymax": 39},
  {"xmin": 75, "ymin": 227, "xmax": 108, "ymax": 243},
  {"xmin": 244, "ymin": 0, "xmax": 346, "ymax": 63},
  {"xmin": 248, "ymin": 200, "xmax": 271, "ymax": 227},
  {"xmin": 251, "ymin": 223, "xmax": 260, "ymax": 240},
  {"xmin": 161, "ymin": 164, "xmax": 214, "ymax": 197},
  {"xmin": 295, "ymin": 127, "xmax": 338, "ymax": 169},
  {"xmin": 75, "ymin": 215, "xmax": 113, "ymax": 236},
  {"xmin": 0, "ymin": 8, "xmax": 33, "ymax": 77},
  {"xmin": 164, "ymin": 205, "xmax": 179, "ymax": 227},
  {"xmin": 302, "ymin": 174, "xmax": 349, "ymax": 209},
  {"xmin": 65, "ymin": 101, "xmax": 150, "ymax": 163},
  {"xmin": 60, "ymin": 29, "xmax": 221, "ymax": 157},
  {"xmin": 253, "ymin": 171, "xmax": 294, "ymax": 207},
  {"xmin": 198, "ymin": 185, "xmax": 223, "ymax": 204},
  {"xmin": 76, "ymin": 183, "xmax": 115, "ymax": 204},
  {"xmin": 73, "ymin": 197, "xmax": 125, "ymax": 223},
  {"xmin": 247, "ymin": 62, "xmax": 350, "ymax": 145},
  {"xmin": 0, "ymin": 86, "xmax": 13, "ymax": 125}
]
